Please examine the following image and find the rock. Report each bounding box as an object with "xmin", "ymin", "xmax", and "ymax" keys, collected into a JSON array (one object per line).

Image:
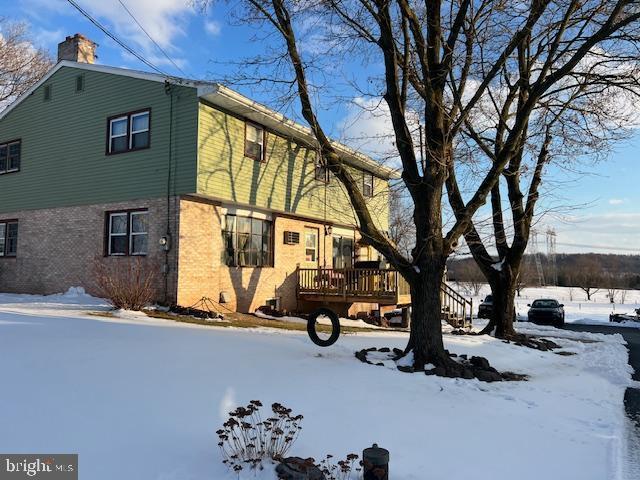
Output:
[
  {"xmin": 392, "ymin": 348, "xmax": 404, "ymax": 357},
  {"xmin": 474, "ymin": 369, "xmax": 503, "ymax": 382},
  {"xmin": 397, "ymin": 365, "xmax": 414, "ymax": 373},
  {"xmin": 365, "ymin": 347, "xmax": 378, "ymax": 352},
  {"xmin": 376, "ymin": 362, "xmax": 385, "ymax": 367},
  {"xmin": 470, "ymin": 356, "xmax": 491, "ymax": 370},
  {"xmin": 276, "ymin": 457, "xmax": 326, "ymax": 480},
  {"xmin": 555, "ymin": 351, "xmax": 576, "ymax": 356},
  {"xmin": 501, "ymin": 371, "xmax": 528, "ymax": 381},
  {"xmin": 462, "ymin": 368, "xmax": 474, "ymax": 379},
  {"xmin": 449, "ymin": 352, "xmax": 458, "ymax": 358},
  {"xmin": 355, "ymin": 350, "xmax": 368, "ymax": 363},
  {"xmin": 459, "ymin": 354, "xmax": 468, "ymax": 360},
  {"xmin": 379, "ymin": 347, "xmax": 391, "ymax": 353}
]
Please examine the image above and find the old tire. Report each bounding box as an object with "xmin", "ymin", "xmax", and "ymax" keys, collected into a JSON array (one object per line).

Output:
[{"xmin": 307, "ymin": 308, "xmax": 340, "ymax": 347}]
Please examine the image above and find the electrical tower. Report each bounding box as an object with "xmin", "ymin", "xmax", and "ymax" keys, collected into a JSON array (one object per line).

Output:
[
  {"xmin": 529, "ymin": 229, "xmax": 546, "ymax": 286},
  {"xmin": 545, "ymin": 228, "xmax": 558, "ymax": 286}
]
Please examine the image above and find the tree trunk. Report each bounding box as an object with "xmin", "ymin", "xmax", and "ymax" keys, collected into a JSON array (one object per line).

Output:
[
  {"xmin": 406, "ymin": 258, "xmax": 450, "ymax": 369},
  {"xmin": 489, "ymin": 274, "xmax": 517, "ymax": 338}
]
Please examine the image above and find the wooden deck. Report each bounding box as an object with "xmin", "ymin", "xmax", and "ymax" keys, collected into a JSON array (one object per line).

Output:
[
  {"xmin": 297, "ymin": 267, "xmax": 411, "ymax": 305},
  {"xmin": 296, "ymin": 267, "xmax": 473, "ymax": 327}
]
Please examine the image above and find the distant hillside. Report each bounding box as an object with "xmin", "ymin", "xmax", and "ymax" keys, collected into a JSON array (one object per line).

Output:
[{"xmin": 447, "ymin": 253, "xmax": 640, "ymax": 289}]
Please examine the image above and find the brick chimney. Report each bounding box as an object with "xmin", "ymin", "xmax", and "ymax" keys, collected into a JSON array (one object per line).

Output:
[{"xmin": 57, "ymin": 34, "xmax": 97, "ymax": 64}]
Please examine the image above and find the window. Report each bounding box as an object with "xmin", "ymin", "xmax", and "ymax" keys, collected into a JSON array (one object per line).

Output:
[
  {"xmin": 314, "ymin": 152, "xmax": 329, "ymax": 183},
  {"xmin": 106, "ymin": 210, "xmax": 148, "ymax": 256},
  {"xmin": 363, "ymin": 172, "xmax": 374, "ymax": 197},
  {"xmin": 75, "ymin": 74, "xmax": 85, "ymax": 92},
  {"xmin": 107, "ymin": 109, "xmax": 151, "ymax": 154},
  {"xmin": 0, "ymin": 140, "xmax": 21, "ymax": 174},
  {"xmin": 245, "ymin": 123, "xmax": 265, "ymax": 161},
  {"xmin": 0, "ymin": 220, "xmax": 18, "ymax": 257},
  {"xmin": 44, "ymin": 85, "xmax": 52, "ymax": 101},
  {"xmin": 222, "ymin": 214, "xmax": 273, "ymax": 267},
  {"xmin": 305, "ymin": 228, "xmax": 318, "ymax": 263}
]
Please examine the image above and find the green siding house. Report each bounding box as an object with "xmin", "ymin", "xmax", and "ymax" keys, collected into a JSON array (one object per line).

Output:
[{"xmin": 0, "ymin": 34, "xmax": 398, "ymax": 315}]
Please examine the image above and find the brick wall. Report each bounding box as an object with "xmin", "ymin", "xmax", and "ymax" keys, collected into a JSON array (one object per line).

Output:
[
  {"xmin": 0, "ymin": 197, "xmax": 179, "ymax": 302},
  {"xmin": 176, "ymin": 197, "xmax": 380, "ymax": 315}
]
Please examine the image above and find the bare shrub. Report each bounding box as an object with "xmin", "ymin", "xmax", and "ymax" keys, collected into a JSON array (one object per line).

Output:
[
  {"xmin": 216, "ymin": 401, "xmax": 303, "ymax": 474},
  {"xmin": 93, "ymin": 257, "xmax": 158, "ymax": 310},
  {"xmin": 316, "ymin": 453, "xmax": 361, "ymax": 480},
  {"xmin": 620, "ymin": 289, "xmax": 628, "ymax": 304}
]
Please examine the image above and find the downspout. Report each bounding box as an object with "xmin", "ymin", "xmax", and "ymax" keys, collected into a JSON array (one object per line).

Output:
[{"xmin": 163, "ymin": 80, "xmax": 174, "ymax": 304}]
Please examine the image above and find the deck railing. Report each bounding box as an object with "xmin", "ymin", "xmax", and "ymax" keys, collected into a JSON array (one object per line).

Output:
[
  {"xmin": 296, "ymin": 266, "xmax": 473, "ymax": 326},
  {"xmin": 297, "ymin": 267, "xmax": 400, "ymax": 300}
]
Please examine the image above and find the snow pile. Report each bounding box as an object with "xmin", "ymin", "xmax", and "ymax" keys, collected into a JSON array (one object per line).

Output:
[{"xmin": 0, "ymin": 292, "xmax": 634, "ymax": 480}]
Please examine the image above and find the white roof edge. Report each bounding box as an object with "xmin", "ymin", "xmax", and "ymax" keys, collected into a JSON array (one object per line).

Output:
[
  {"xmin": 0, "ymin": 60, "xmax": 208, "ymax": 121},
  {"xmin": 0, "ymin": 61, "xmax": 400, "ymax": 179},
  {"xmin": 203, "ymin": 84, "xmax": 400, "ymax": 179}
]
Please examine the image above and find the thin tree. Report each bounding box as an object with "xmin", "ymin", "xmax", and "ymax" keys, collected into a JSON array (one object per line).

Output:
[
  {"xmin": 0, "ymin": 18, "xmax": 52, "ymax": 109},
  {"xmin": 199, "ymin": 0, "xmax": 640, "ymax": 373},
  {"xmin": 449, "ymin": 4, "xmax": 640, "ymax": 337}
]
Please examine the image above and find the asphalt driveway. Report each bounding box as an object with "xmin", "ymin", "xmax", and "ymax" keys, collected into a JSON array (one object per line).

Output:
[{"xmin": 563, "ymin": 323, "xmax": 640, "ymax": 478}]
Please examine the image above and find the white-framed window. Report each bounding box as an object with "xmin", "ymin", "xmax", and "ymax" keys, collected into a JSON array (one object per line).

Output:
[
  {"xmin": 0, "ymin": 140, "xmax": 21, "ymax": 174},
  {"xmin": 222, "ymin": 214, "xmax": 273, "ymax": 267},
  {"xmin": 245, "ymin": 122, "xmax": 265, "ymax": 162},
  {"xmin": 107, "ymin": 210, "xmax": 148, "ymax": 256},
  {"xmin": 0, "ymin": 220, "xmax": 19, "ymax": 257},
  {"xmin": 109, "ymin": 116, "xmax": 129, "ymax": 154},
  {"xmin": 363, "ymin": 172, "xmax": 374, "ymax": 197},
  {"xmin": 305, "ymin": 228, "xmax": 318, "ymax": 263},
  {"xmin": 130, "ymin": 112, "xmax": 150, "ymax": 150},
  {"xmin": 130, "ymin": 211, "xmax": 149, "ymax": 255},
  {"xmin": 108, "ymin": 109, "xmax": 151, "ymax": 154}
]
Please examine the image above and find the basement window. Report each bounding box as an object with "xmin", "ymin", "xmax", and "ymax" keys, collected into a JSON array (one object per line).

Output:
[
  {"xmin": 245, "ymin": 122, "xmax": 265, "ymax": 162},
  {"xmin": 0, "ymin": 220, "xmax": 18, "ymax": 257},
  {"xmin": 107, "ymin": 109, "xmax": 151, "ymax": 154},
  {"xmin": 106, "ymin": 210, "xmax": 148, "ymax": 256},
  {"xmin": 0, "ymin": 140, "xmax": 21, "ymax": 174}
]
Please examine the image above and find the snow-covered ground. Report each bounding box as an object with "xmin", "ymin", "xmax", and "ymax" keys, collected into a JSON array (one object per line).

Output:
[
  {"xmin": 456, "ymin": 283, "xmax": 640, "ymax": 328},
  {"xmin": 0, "ymin": 288, "xmax": 636, "ymax": 480}
]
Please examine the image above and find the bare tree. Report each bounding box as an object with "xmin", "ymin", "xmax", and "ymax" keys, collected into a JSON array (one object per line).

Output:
[
  {"xmin": 198, "ymin": 0, "xmax": 640, "ymax": 373},
  {"xmin": 451, "ymin": 3, "xmax": 640, "ymax": 337},
  {"xmin": 620, "ymin": 289, "xmax": 628, "ymax": 304},
  {"xmin": 0, "ymin": 18, "xmax": 52, "ymax": 109}
]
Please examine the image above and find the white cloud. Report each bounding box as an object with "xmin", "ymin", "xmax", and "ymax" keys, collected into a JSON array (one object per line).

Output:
[
  {"xmin": 551, "ymin": 212, "xmax": 640, "ymax": 254},
  {"xmin": 608, "ymin": 198, "xmax": 625, "ymax": 205},
  {"xmin": 204, "ymin": 20, "xmax": 221, "ymax": 37},
  {"xmin": 25, "ymin": 0, "xmax": 196, "ymax": 71}
]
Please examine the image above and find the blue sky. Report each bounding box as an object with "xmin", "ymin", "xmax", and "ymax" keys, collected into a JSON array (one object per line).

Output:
[{"xmin": 5, "ymin": 0, "xmax": 639, "ymax": 255}]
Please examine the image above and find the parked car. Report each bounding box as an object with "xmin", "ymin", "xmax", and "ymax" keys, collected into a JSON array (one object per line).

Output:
[
  {"xmin": 527, "ymin": 299, "xmax": 565, "ymax": 327},
  {"xmin": 478, "ymin": 295, "xmax": 493, "ymax": 319}
]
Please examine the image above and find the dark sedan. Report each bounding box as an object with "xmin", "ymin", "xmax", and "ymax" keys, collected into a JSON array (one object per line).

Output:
[
  {"xmin": 527, "ymin": 299, "xmax": 565, "ymax": 327},
  {"xmin": 478, "ymin": 295, "xmax": 493, "ymax": 319}
]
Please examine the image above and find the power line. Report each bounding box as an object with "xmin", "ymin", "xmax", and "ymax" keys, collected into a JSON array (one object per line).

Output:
[
  {"xmin": 65, "ymin": 0, "xmax": 168, "ymax": 76},
  {"xmin": 116, "ymin": 0, "xmax": 188, "ymax": 77}
]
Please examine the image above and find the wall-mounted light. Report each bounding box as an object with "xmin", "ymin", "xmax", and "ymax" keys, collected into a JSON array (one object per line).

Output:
[
  {"xmin": 324, "ymin": 225, "xmax": 332, "ymax": 236},
  {"xmin": 159, "ymin": 235, "xmax": 171, "ymax": 251}
]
